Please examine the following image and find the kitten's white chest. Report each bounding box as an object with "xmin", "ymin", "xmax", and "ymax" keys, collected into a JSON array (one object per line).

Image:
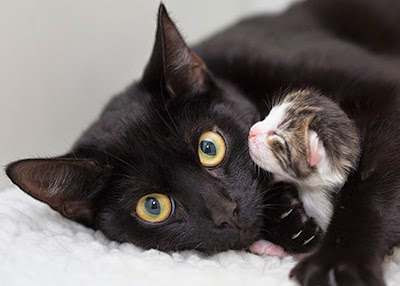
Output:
[{"xmin": 298, "ymin": 186, "xmax": 334, "ymax": 232}]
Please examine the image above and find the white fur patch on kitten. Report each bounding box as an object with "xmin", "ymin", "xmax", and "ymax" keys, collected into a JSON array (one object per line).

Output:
[{"xmin": 249, "ymin": 103, "xmax": 292, "ymax": 178}]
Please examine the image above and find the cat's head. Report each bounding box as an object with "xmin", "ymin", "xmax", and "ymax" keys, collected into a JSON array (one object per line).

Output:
[
  {"xmin": 249, "ymin": 89, "xmax": 360, "ymax": 188},
  {"xmin": 6, "ymin": 5, "xmax": 262, "ymax": 254}
]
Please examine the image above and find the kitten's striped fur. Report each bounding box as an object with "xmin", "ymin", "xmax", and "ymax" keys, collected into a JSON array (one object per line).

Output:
[{"xmin": 249, "ymin": 89, "xmax": 360, "ymax": 230}]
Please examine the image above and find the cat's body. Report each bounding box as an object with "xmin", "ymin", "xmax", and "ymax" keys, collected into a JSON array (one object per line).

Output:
[
  {"xmin": 6, "ymin": 0, "xmax": 400, "ymax": 285},
  {"xmin": 249, "ymin": 90, "xmax": 360, "ymax": 231},
  {"xmin": 194, "ymin": 1, "xmax": 400, "ymax": 284}
]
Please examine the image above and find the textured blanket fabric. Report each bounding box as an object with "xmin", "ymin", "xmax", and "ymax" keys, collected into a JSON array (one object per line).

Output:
[{"xmin": 1, "ymin": 188, "xmax": 400, "ymax": 286}]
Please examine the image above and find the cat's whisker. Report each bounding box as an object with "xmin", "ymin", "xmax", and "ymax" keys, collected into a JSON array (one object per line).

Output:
[
  {"xmin": 161, "ymin": 88, "xmax": 179, "ymax": 134},
  {"xmin": 81, "ymin": 147, "xmax": 143, "ymax": 176},
  {"xmin": 256, "ymin": 227, "xmax": 274, "ymax": 237},
  {"xmin": 259, "ymin": 203, "xmax": 294, "ymax": 208},
  {"xmin": 173, "ymin": 239, "xmax": 203, "ymax": 252},
  {"xmin": 139, "ymin": 82, "xmax": 179, "ymax": 139},
  {"xmin": 192, "ymin": 241, "xmax": 204, "ymax": 251},
  {"xmin": 149, "ymin": 100, "xmax": 179, "ymax": 139},
  {"xmin": 260, "ymin": 185, "xmax": 288, "ymax": 195}
]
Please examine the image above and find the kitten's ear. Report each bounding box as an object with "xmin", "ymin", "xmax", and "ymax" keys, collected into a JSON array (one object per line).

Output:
[
  {"xmin": 142, "ymin": 4, "xmax": 211, "ymax": 99},
  {"xmin": 6, "ymin": 157, "xmax": 110, "ymax": 227},
  {"xmin": 307, "ymin": 130, "xmax": 325, "ymax": 167}
]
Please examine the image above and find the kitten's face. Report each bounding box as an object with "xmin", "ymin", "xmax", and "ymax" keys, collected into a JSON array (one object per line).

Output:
[
  {"xmin": 248, "ymin": 90, "xmax": 360, "ymax": 187},
  {"xmin": 249, "ymin": 93, "xmax": 316, "ymax": 181},
  {"xmin": 6, "ymin": 5, "xmax": 262, "ymax": 254}
]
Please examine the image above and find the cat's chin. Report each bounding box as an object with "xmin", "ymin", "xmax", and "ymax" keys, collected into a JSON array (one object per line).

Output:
[
  {"xmin": 213, "ymin": 230, "xmax": 261, "ymax": 255},
  {"xmin": 173, "ymin": 223, "xmax": 261, "ymax": 255}
]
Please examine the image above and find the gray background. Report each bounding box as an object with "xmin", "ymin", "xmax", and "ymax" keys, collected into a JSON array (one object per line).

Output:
[{"xmin": 0, "ymin": 0, "xmax": 298, "ymax": 188}]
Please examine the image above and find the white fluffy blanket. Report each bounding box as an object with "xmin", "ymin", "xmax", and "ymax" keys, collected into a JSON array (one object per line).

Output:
[{"xmin": 1, "ymin": 187, "xmax": 400, "ymax": 286}]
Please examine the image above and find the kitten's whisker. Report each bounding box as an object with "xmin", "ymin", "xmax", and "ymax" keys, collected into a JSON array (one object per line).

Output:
[{"xmin": 262, "ymin": 98, "xmax": 271, "ymax": 111}]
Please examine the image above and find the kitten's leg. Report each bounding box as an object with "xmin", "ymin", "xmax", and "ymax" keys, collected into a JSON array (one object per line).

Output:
[{"xmin": 260, "ymin": 182, "xmax": 322, "ymax": 255}]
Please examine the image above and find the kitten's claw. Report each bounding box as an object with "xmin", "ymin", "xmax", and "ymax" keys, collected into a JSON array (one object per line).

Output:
[
  {"xmin": 249, "ymin": 239, "xmax": 287, "ymax": 258},
  {"xmin": 291, "ymin": 229, "xmax": 303, "ymax": 239},
  {"xmin": 260, "ymin": 182, "xmax": 323, "ymax": 254},
  {"xmin": 280, "ymin": 208, "xmax": 293, "ymax": 219},
  {"xmin": 302, "ymin": 235, "xmax": 316, "ymax": 246}
]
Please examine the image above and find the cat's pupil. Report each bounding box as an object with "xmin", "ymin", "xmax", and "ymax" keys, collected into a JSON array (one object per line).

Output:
[
  {"xmin": 145, "ymin": 197, "xmax": 161, "ymax": 215},
  {"xmin": 200, "ymin": 140, "xmax": 217, "ymax": 156}
]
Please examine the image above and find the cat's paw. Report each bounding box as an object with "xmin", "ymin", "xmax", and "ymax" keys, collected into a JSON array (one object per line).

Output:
[
  {"xmin": 262, "ymin": 182, "xmax": 322, "ymax": 254},
  {"xmin": 249, "ymin": 239, "xmax": 287, "ymax": 258},
  {"xmin": 290, "ymin": 249, "xmax": 385, "ymax": 286}
]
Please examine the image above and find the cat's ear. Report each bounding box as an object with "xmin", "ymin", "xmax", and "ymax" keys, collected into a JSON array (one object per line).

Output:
[
  {"xmin": 142, "ymin": 4, "xmax": 211, "ymax": 99},
  {"xmin": 6, "ymin": 157, "xmax": 110, "ymax": 227},
  {"xmin": 307, "ymin": 130, "xmax": 325, "ymax": 167}
]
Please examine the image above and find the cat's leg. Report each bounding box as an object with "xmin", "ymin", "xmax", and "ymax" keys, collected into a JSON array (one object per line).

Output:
[
  {"xmin": 259, "ymin": 182, "xmax": 323, "ymax": 255},
  {"xmin": 290, "ymin": 171, "xmax": 400, "ymax": 286}
]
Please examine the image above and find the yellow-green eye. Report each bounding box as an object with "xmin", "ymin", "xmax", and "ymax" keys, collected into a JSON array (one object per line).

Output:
[
  {"xmin": 198, "ymin": 131, "xmax": 226, "ymax": 168},
  {"xmin": 136, "ymin": 193, "xmax": 175, "ymax": 223}
]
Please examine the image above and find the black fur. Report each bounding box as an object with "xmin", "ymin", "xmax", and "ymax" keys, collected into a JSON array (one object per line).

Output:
[{"xmin": 5, "ymin": 1, "xmax": 400, "ymax": 285}]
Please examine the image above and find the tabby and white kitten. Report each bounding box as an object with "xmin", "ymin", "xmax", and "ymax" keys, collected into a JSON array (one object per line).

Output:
[{"xmin": 249, "ymin": 90, "xmax": 360, "ymax": 231}]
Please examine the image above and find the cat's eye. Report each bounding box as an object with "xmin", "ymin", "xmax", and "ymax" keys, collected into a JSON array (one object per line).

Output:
[
  {"xmin": 198, "ymin": 131, "xmax": 226, "ymax": 168},
  {"xmin": 136, "ymin": 193, "xmax": 175, "ymax": 223}
]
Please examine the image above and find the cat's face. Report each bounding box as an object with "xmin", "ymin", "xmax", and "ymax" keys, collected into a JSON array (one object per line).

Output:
[
  {"xmin": 6, "ymin": 5, "xmax": 262, "ymax": 253},
  {"xmin": 95, "ymin": 86, "xmax": 261, "ymax": 253}
]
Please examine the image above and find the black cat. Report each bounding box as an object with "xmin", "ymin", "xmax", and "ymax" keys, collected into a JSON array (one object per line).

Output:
[
  {"xmin": 6, "ymin": 5, "xmax": 317, "ymax": 255},
  {"xmin": 6, "ymin": 0, "xmax": 400, "ymax": 285}
]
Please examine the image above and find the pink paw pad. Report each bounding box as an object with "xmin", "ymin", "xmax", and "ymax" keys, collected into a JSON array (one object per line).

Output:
[{"xmin": 249, "ymin": 240, "xmax": 287, "ymax": 258}]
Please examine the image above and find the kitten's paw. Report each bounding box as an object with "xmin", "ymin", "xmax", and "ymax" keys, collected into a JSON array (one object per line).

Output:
[
  {"xmin": 249, "ymin": 239, "xmax": 287, "ymax": 258},
  {"xmin": 284, "ymin": 214, "xmax": 322, "ymax": 254},
  {"xmin": 290, "ymin": 249, "xmax": 385, "ymax": 286},
  {"xmin": 262, "ymin": 182, "xmax": 322, "ymax": 254}
]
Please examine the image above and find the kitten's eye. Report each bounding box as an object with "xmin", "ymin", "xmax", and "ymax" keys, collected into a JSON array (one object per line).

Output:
[
  {"xmin": 136, "ymin": 193, "xmax": 175, "ymax": 223},
  {"xmin": 198, "ymin": 131, "xmax": 226, "ymax": 168}
]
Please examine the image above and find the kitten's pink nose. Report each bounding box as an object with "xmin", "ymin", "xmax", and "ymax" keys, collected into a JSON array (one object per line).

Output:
[
  {"xmin": 249, "ymin": 130, "xmax": 257, "ymax": 139},
  {"xmin": 249, "ymin": 128, "xmax": 275, "ymax": 139}
]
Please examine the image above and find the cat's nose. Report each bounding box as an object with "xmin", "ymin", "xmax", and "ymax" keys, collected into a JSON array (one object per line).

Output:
[
  {"xmin": 211, "ymin": 201, "xmax": 243, "ymax": 231},
  {"xmin": 249, "ymin": 130, "xmax": 257, "ymax": 139}
]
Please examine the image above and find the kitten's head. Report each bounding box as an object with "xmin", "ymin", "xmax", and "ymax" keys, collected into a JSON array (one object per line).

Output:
[
  {"xmin": 249, "ymin": 89, "xmax": 360, "ymax": 187},
  {"xmin": 6, "ymin": 5, "xmax": 262, "ymax": 254}
]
